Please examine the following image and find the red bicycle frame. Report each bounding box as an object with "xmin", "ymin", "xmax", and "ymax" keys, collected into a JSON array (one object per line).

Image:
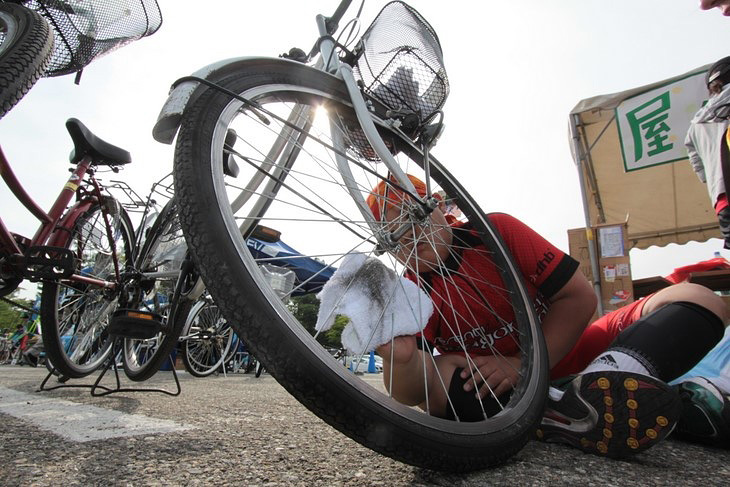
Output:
[{"xmin": 0, "ymin": 145, "xmax": 120, "ymax": 292}]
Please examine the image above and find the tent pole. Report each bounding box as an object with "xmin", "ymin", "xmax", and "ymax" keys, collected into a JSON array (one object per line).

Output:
[{"xmin": 570, "ymin": 114, "xmax": 604, "ymax": 316}]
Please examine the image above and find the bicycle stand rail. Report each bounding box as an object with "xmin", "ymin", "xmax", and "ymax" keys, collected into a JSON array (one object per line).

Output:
[{"xmin": 37, "ymin": 338, "xmax": 182, "ymax": 397}]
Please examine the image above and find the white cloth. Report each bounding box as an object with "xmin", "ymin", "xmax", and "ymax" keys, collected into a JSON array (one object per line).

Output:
[{"xmin": 315, "ymin": 253, "xmax": 433, "ymax": 355}]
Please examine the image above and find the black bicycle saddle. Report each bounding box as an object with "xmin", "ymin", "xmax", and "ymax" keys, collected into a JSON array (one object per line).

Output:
[{"xmin": 66, "ymin": 118, "xmax": 132, "ymax": 166}]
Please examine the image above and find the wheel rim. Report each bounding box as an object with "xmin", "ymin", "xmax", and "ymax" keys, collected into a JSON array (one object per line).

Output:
[
  {"xmin": 183, "ymin": 301, "xmax": 233, "ymax": 375},
  {"xmin": 181, "ymin": 80, "xmax": 545, "ymax": 435}
]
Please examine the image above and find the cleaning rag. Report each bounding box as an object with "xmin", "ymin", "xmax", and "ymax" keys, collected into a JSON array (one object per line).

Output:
[{"xmin": 315, "ymin": 253, "xmax": 433, "ymax": 355}]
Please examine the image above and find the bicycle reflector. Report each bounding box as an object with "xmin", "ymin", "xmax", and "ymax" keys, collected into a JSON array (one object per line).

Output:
[{"xmin": 109, "ymin": 309, "xmax": 163, "ymax": 339}]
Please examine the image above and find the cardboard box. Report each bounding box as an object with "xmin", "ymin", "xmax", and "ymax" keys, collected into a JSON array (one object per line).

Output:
[{"xmin": 568, "ymin": 223, "xmax": 634, "ymax": 319}]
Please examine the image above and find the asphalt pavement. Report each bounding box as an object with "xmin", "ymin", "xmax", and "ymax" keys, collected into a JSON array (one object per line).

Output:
[{"xmin": 0, "ymin": 365, "xmax": 729, "ymax": 486}]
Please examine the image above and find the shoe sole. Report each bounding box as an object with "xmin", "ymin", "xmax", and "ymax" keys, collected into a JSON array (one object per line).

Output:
[
  {"xmin": 674, "ymin": 378, "xmax": 730, "ymax": 448},
  {"xmin": 536, "ymin": 371, "xmax": 681, "ymax": 458}
]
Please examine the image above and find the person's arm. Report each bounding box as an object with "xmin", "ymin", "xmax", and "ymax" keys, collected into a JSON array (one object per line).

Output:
[
  {"xmin": 378, "ymin": 336, "xmax": 468, "ymax": 415},
  {"xmin": 377, "ymin": 336, "xmax": 434, "ymax": 406},
  {"xmin": 540, "ymin": 269, "xmax": 596, "ymax": 368},
  {"xmin": 685, "ymin": 128, "xmax": 707, "ymax": 183}
]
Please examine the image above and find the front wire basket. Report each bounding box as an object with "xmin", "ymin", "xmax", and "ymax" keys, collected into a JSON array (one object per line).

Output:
[
  {"xmin": 24, "ymin": 0, "xmax": 162, "ymax": 77},
  {"xmin": 344, "ymin": 1, "xmax": 449, "ymax": 161},
  {"xmin": 353, "ymin": 1, "xmax": 449, "ymax": 128}
]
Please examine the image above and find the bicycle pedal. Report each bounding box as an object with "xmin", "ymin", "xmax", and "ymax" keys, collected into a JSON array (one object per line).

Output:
[
  {"xmin": 22, "ymin": 246, "xmax": 76, "ymax": 280},
  {"xmin": 109, "ymin": 309, "xmax": 163, "ymax": 339}
]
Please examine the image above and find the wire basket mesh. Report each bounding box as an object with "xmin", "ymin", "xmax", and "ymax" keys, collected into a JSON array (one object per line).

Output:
[
  {"xmin": 353, "ymin": 1, "xmax": 449, "ymax": 126},
  {"xmin": 23, "ymin": 0, "xmax": 162, "ymax": 77}
]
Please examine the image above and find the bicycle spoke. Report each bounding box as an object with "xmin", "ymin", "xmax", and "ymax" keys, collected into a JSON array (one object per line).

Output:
[{"xmin": 172, "ymin": 65, "xmax": 546, "ymax": 470}]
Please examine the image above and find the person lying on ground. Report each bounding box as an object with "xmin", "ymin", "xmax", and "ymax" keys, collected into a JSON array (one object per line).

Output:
[{"xmin": 318, "ymin": 174, "xmax": 729, "ymax": 458}]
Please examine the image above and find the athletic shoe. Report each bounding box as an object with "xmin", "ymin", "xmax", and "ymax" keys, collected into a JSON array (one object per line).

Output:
[
  {"xmin": 536, "ymin": 371, "xmax": 681, "ymax": 459},
  {"xmin": 674, "ymin": 377, "xmax": 730, "ymax": 448}
]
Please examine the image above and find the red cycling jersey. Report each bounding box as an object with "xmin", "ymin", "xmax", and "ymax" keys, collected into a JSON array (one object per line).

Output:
[{"xmin": 410, "ymin": 213, "xmax": 579, "ymax": 357}]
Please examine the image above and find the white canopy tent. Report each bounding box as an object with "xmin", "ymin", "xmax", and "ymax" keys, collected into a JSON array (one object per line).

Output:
[{"xmin": 569, "ymin": 63, "xmax": 722, "ymax": 313}]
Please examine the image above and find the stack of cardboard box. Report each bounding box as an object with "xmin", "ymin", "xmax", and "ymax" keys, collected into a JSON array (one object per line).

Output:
[{"xmin": 568, "ymin": 223, "xmax": 634, "ymax": 320}]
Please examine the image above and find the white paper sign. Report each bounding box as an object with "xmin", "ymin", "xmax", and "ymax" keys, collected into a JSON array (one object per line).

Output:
[{"xmin": 599, "ymin": 226, "xmax": 625, "ymax": 258}]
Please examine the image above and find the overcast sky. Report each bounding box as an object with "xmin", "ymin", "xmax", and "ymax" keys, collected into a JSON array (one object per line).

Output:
[{"xmin": 2, "ymin": 0, "xmax": 730, "ymax": 300}]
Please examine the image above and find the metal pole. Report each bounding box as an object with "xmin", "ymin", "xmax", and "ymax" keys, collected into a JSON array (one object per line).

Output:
[{"xmin": 570, "ymin": 114, "xmax": 604, "ymax": 316}]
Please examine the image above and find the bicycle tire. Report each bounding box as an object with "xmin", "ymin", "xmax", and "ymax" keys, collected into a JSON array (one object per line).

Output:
[
  {"xmin": 122, "ymin": 198, "xmax": 194, "ymax": 381},
  {"xmin": 173, "ymin": 62, "xmax": 548, "ymax": 472},
  {"xmin": 0, "ymin": 3, "xmax": 53, "ymax": 119},
  {"xmin": 40, "ymin": 202, "xmax": 135, "ymax": 378},
  {"xmin": 181, "ymin": 298, "xmax": 235, "ymax": 378}
]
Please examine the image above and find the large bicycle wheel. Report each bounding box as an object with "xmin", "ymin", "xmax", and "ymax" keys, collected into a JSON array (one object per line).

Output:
[
  {"xmin": 180, "ymin": 297, "xmax": 236, "ymax": 378},
  {"xmin": 41, "ymin": 202, "xmax": 134, "ymax": 378},
  {"xmin": 121, "ymin": 199, "xmax": 194, "ymax": 381},
  {"xmin": 0, "ymin": 3, "xmax": 53, "ymax": 119},
  {"xmin": 173, "ymin": 61, "xmax": 548, "ymax": 472}
]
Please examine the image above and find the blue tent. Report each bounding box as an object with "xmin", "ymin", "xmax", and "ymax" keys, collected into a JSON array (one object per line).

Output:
[{"xmin": 245, "ymin": 237, "xmax": 335, "ymax": 295}]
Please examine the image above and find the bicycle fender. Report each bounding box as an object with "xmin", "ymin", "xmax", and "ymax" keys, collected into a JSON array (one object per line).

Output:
[
  {"xmin": 47, "ymin": 200, "xmax": 95, "ymax": 248},
  {"xmin": 153, "ymin": 57, "xmax": 328, "ymax": 145}
]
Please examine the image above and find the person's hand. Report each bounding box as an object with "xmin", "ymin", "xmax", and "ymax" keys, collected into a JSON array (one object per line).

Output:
[{"xmin": 460, "ymin": 354, "xmax": 521, "ymax": 398}]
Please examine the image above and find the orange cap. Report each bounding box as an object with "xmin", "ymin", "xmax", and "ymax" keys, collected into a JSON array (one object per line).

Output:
[{"xmin": 366, "ymin": 174, "xmax": 431, "ymax": 221}]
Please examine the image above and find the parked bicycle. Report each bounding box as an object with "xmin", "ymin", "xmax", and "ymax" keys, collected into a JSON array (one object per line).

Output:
[
  {"xmin": 1, "ymin": 0, "xmax": 183, "ymax": 383},
  {"xmin": 0, "ymin": 0, "xmax": 162, "ymax": 118},
  {"xmin": 154, "ymin": 0, "xmax": 547, "ymax": 471},
  {"xmin": 0, "ymin": 118, "xmax": 135, "ymax": 378},
  {"xmin": 111, "ymin": 174, "xmax": 203, "ymax": 382}
]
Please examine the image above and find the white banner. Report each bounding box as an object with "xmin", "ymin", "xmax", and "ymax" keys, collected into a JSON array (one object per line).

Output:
[{"xmin": 616, "ymin": 71, "xmax": 708, "ymax": 172}]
